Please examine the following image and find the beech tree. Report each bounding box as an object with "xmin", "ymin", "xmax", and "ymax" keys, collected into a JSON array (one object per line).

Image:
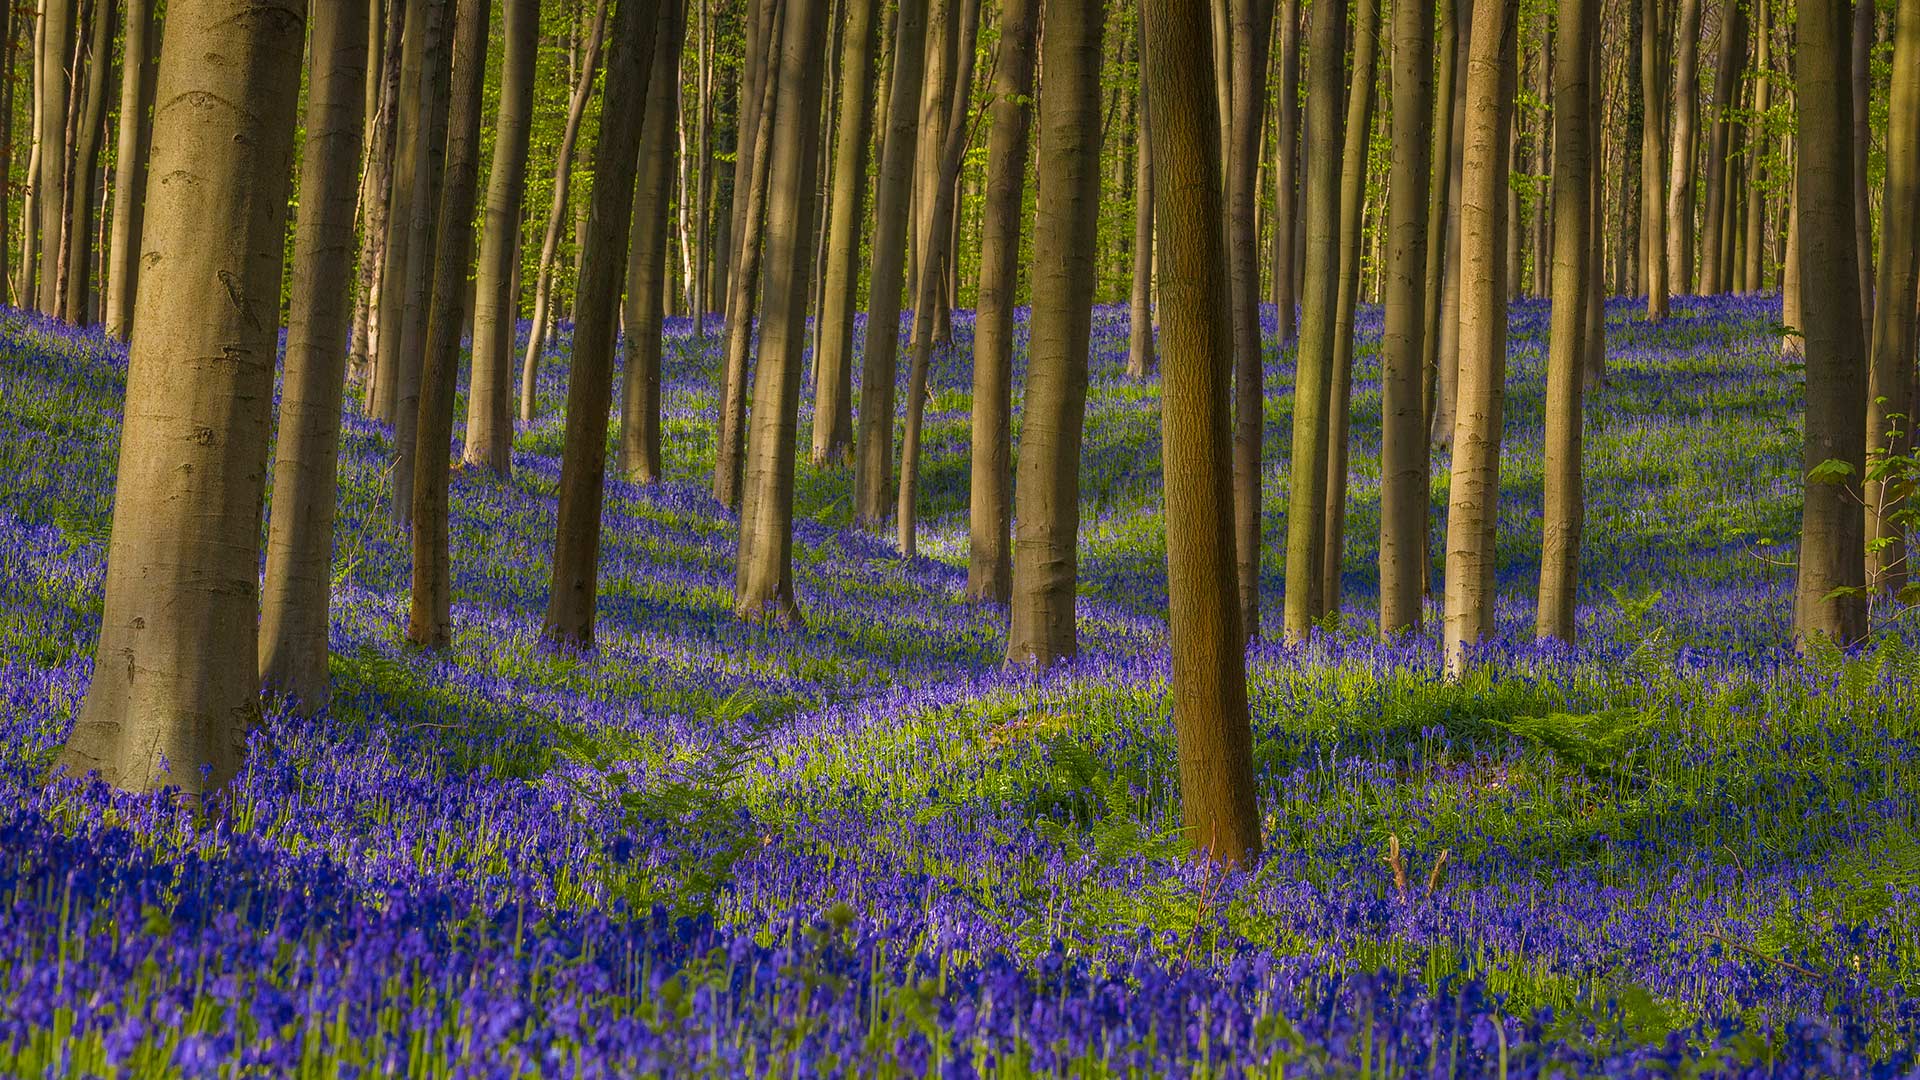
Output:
[
  {"xmin": 101, "ymin": 0, "xmax": 154, "ymax": 339},
  {"xmin": 1641, "ymin": 0, "xmax": 1670, "ymax": 319},
  {"xmin": 1664, "ymin": 0, "xmax": 1700, "ymax": 295},
  {"xmin": 1864, "ymin": 0, "xmax": 1919, "ymax": 595},
  {"xmin": 1225, "ymin": 0, "xmax": 1275, "ymax": 636},
  {"xmin": 61, "ymin": 0, "xmax": 305, "ymax": 795},
  {"xmin": 1006, "ymin": 0, "xmax": 1107, "ymax": 668},
  {"xmin": 810, "ymin": 0, "xmax": 880, "ymax": 467}
]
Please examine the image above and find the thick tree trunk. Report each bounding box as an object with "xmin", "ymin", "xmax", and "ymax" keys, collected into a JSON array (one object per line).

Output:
[
  {"xmin": 852, "ymin": 0, "xmax": 929, "ymax": 527},
  {"xmin": 407, "ymin": 0, "xmax": 491, "ymax": 649},
  {"xmin": 1005, "ymin": 0, "xmax": 1106, "ymax": 668},
  {"xmin": 1141, "ymin": 0, "xmax": 1262, "ymax": 869},
  {"xmin": 1537, "ymin": 0, "xmax": 1597, "ymax": 643},
  {"xmin": 1280, "ymin": 0, "xmax": 1346, "ymax": 642},
  {"xmin": 1641, "ymin": 0, "xmax": 1669, "ymax": 319},
  {"xmin": 1319, "ymin": 0, "xmax": 1377, "ymax": 617},
  {"xmin": 517, "ymin": 0, "xmax": 608, "ymax": 422},
  {"xmin": 809, "ymin": 0, "xmax": 879, "ymax": 466},
  {"xmin": 101, "ymin": 0, "xmax": 152, "ymax": 338},
  {"xmin": 63, "ymin": 0, "xmax": 110, "ymax": 324},
  {"xmin": 1699, "ymin": 0, "xmax": 1745, "ymax": 296},
  {"xmin": 616, "ymin": 0, "xmax": 687, "ymax": 484},
  {"xmin": 963, "ymin": 0, "xmax": 1038, "ymax": 604},
  {"xmin": 1441, "ymin": 0, "xmax": 1518, "ymax": 680},
  {"xmin": 259, "ymin": 0, "xmax": 370, "ymax": 708},
  {"xmin": 541, "ymin": 0, "xmax": 663, "ymax": 648},
  {"xmin": 1864, "ymin": 0, "xmax": 1920, "ymax": 595},
  {"xmin": 34, "ymin": 0, "xmax": 73, "ymax": 316},
  {"xmin": 1269, "ymin": 0, "xmax": 1300, "ymax": 336},
  {"xmin": 460, "ymin": 0, "xmax": 538, "ymax": 476},
  {"xmin": 1664, "ymin": 0, "xmax": 1700, "ymax": 296},
  {"xmin": 1378, "ymin": 0, "xmax": 1433, "ymax": 637},
  {"xmin": 734, "ymin": 0, "xmax": 830, "ymax": 621},
  {"xmin": 1226, "ymin": 0, "xmax": 1275, "ymax": 637},
  {"xmin": 61, "ymin": 0, "xmax": 304, "ymax": 796},
  {"xmin": 1793, "ymin": 0, "xmax": 1869, "ymax": 647}
]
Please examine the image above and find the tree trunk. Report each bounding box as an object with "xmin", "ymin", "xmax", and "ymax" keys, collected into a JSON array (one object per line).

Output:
[
  {"xmin": 16, "ymin": 6, "xmax": 44, "ymax": 308},
  {"xmin": 390, "ymin": 0, "xmax": 455, "ymax": 526},
  {"xmin": 1379, "ymin": 0, "xmax": 1432, "ymax": 637},
  {"xmin": 617, "ymin": 0, "xmax": 688, "ymax": 484},
  {"xmin": 1126, "ymin": 68, "xmax": 1154, "ymax": 378},
  {"xmin": 369, "ymin": 0, "xmax": 435, "ymax": 422},
  {"xmin": 809, "ymin": 0, "xmax": 879, "ymax": 466},
  {"xmin": 541, "ymin": 0, "xmax": 662, "ymax": 648},
  {"xmin": 34, "ymin": 0, "xmax": 73, "ymax": 315},
  {"xmin": 1005, "ymin": 0, "xmax": 1106, "ymax": 668},
  {"xmin": 1226, "ymin": 0, "xmax": 1276, "ymax": 637},
  {"xmin": 1864, "ymin": 0, "xmax": 1920, "ymax": 595},
  {"xmin": 1852, "ymin": 0, "xmax": 1874, "ymax": 342},
  {"xmin": 853, "ymin": 0, "xmax": 928, "ymax": 528},
  {"xmin": 1420, "ymin": 0, "xmax": 1459, "ymax": 445},
  {"xmin": 694, "ymin": 0, "xmax": 712, "ymax": 331},
  {"xmin": 408, "ymin": 0, "xmax": 491, "ymax": 649},
  {"xmin": 896, "ymin": 0, "xmax": 982, "ymax": 557},
  {"xmin": 517, "ymin": 0, "xmax": 608, "ymax": 422},
  {"xmin": 63, "ymin": 0, "xmax": 110, "ymax": 324},
  {"xmin": 1429, "ymin": 15, "xmax": 1470, "ymax": 446},
  {"xmin": 734, "ymin": 0, "xmax": 830, "ymax": 621},
  {"xmin": 1319, "ymin": 0, "xmax": 1377, "ymax": 617},
  {"xmin": 459, "ymin": 0, "xmax": 537, "ymax": 476},
  {"xmin": 1537, "ymin": 0, "xmax": 1596, "ymax": 643},
  {"xmin": 61, "ymin": 0, "xmax": 304, "ymax": 796},
  {"xmin": 101, "ymin": 0, "xmax": 153, "ymax": 338},
  {"xmin": 718, "ymin": 0, "xmax": 777, "ymax": 310},
  {"xmin": 1793, "ymin": 0, "xmax": 1869, "ymax": 647},
  {"xmin": 1664, "ymin": 0, "xmax": 1700, "ymax": 296},
  {"xmin": 1699, "ymin": 0, "xmax": 1745, "ymax": 295},
  {"xmin": 0, "ymin": 5, "xmax": 18, "ymax": 308},
  {"xmin": 1441, "ymin": 0, "xmax": 1518, "ymax": 679},
  {"xmin": 260, "ymin": 0, "xmax": 369, "ymax": 707},
  {"xmin": 351, "ymin": 0, "xmax": 404, "ymax": 388},
  {"xmin": 1142, "ymin": 0, "xmax": 1262, "ymax": 869},
  {"xmin": 963, "ymin": 0, "xmax": 1038, "ymax": 604},
  {"xmin": 1782, "ymin": 177, "xmax": 1802, "ymax": 353},
  {"xmin": 1742, "ymin": 0, "xmax": 1770, "ymax": 293},
  {"xmin": 1281, "ymin": 0, "xmax": 1346, "ymax": 642},
  {"xmin": 1641, "ymin": 0, "xmax": 1669, "ymax": 318},
  {"xmin": 1269, "ymin": 0, "xmax": 1300, "ymax": 337}
]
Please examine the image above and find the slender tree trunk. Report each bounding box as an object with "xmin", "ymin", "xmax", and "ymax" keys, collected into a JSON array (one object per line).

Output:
[
  {"xmin": 407, "ymin": 0, "xmax": 491, "ymax": 649},
  {"xmin": 1420, "ymin": 0, "xmax": 1458, "ymax": 444},
  {"xmin": 712, "ymin": 9, "xmax": 782, "ymax": 508},
  {"xmin": 390, "ymin": 0, "xmax": 455, "ymax": 526},
  {"xmin": 459, "ymin": 0, "xmax": 537, "ymax": 476},
  {"xmin": 352, "ymin": 0, "xmax": 404, "ymax": 388},
  {"xmin": 1441, "ymin": 0, "xmax": 1518, "ymax": 679},
  {"xmin": 517, "ymin": 0, "xmax": 608, "ymax": 422},
  {"xmin": 1537, "ymin": 0, "xmax": 1597, "ymax": 643},
  {"xmin": 62, "ymin": 0, "xmax": 109, "ymax": 324},
  {"xmin": 1852, "ymin": 0, "xmax": 1874, "ymax": 341},
  {"xmin": 1782, "ymin": 176, "xmax": 1802, "ymax": 353},
  {"xmin": 718, "ymin": 0, "xmax": 776, "ymax": 309},
  {"xmin": 1793, "ymin": 0, "xmax": 1869, "ymax": 646},
  {"xmin": 1226, "ymin": 0, "xmax": 1276, "ymax": 636},
  {"xmin": 101, "ymin": 0, "xmax": 152, "ymax": 337},
  {"xmin": 1269, "ymin": 0, "xmax": 1300, "ymax": 336},
  {"xmin": 1700, "ymin": 0, "xmax": 1745, "ymax": 295},
  {"xmin": 1281, "ymin": 0, "xmax": 1346, "ymax": 642},
  {"xmin": 1320, "ymin": 0, "xmax": 1377, "ymax": 617},
  {"xmin": 809, "ymin": 0, "xmax": 879, "ymax": 466},
  {"xmin": 1142, "ymin": 0, "xmax": 1262, "ymax": 869},
  {"xmin": 1642, "ymin": 0, "xmax": 1669, "ymax": 318},
  {"xmin": 369, "ymin": 0, "xmax": 434, "ymax": 421},
  {"xmin": 1864, "ymin": 0, "xmax": 1920, "ymax": 595},
  {"xmin": 1005, "ymin": 0, "xmax": 1106, "ymax": 668},
  {"xmin": 963, "ymin": 0, "xmax": 1038, "ymax": 604},
  {"xmin": 693, "ymin": 0, "xmax": 711, "ymax": 330},
  {"xmin": 16, "ymin": 6, "xmax": 43, "ymax": 308},
  {"xmin": 1379, "ymin": 0, "xmax": 1432, "ymax": 637},
  {"xmin": 34, "ymin": 0, "xmax": 73, "ymax": 316},
  {"xmin": 61, "ymin": 0, "xmax": 304, "ymax": 796},
  {"xmin": 735, "ymin": 0, "xmax": 830, "ymax": 621},
  {"xmin": 0, "ymin": 5, "xmax": 18, "ymax": 308},
  {"xmin": 1429, "ymin": 17, "xmax": 1470, "ymax": 446},
  {"xmin": 1664, "ymin": 0, "xmax": 1700, "ymax": 295},
  {"xmin": 260, "ymin": 0, "xmax": 369, "ymax": 707},
  {"xmin": 617, "ymin": 0, "xmax": 687, "ymax": 484},
  {"xmin": 853, "ymin": 0, "xmax": 928, "ymax": 527},
  {"xmin": 542, "ymin": 0, "xmax": 662, "ymax": 648},
  {"xmin": 1742, "ymin": 0, "xmax": 1770, "ymax": 293},
  {"xmin": 1126, "ymin": 72, "xmax": 1154, "ymax": 378}
]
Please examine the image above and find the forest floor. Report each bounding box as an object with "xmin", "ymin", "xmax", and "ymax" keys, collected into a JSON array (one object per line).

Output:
[{"xmin": 0, "ymin": 297, "xmax": 1917, "ymax": 1075}]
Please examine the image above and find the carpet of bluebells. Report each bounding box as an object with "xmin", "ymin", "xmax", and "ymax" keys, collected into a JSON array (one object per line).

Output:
[{"xmin": 2, "ymin": 295, "xmax": 1919, "ymax": 1077}]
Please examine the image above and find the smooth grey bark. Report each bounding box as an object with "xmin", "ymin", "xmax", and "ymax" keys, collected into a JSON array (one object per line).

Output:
[
  {"xmin": 1864, "ymin": 0, "xmax": 1920, "ymax": 594},
  {"xmin": 102, "ymin": 0, "xmax": 153, "ymax": 338},
  {"xmin": 808, "ymin": 0, "xmax": 879, "ymax": 466},
  {"xmin": 1227, "ymin": 0, "xmax": 1275, "ymax": 637},
  {"xmin": 617, "ymin": 0, "xmax": 687, "ymax": 484}
]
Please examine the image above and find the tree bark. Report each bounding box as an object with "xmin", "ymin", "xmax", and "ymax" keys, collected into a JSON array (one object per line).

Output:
[
  {"xmin": 1852, "ymin": 0, "xmax": 1874, "ymax": 342},
  {"xmin": 1269, "ymin": 0, "xmax": 1300, "ymax": 337},
  {"xmin": 852, "ymin": 0, "xmax": 929, "ymax": 528},
  {"xmin": 63, "ymin": 0, "xmax": 110, "ymax": 324},
  {"xmin": 734, "ymin": 0, "xmax": 830, "ymax": 622},
  {"xmin": 1126, "ymin": 65, "xmax": 1154, "ymax": 379},
  {"xmin": 1793, "ymin": 0, "xmax": 1869, "ymax": 647},
  {"xmin": 102, "ymin": 0, "xmax": 153, "ymax": 338},
  {"xmin": 1429, "ymin": 15, "xmax": 1470, "ymax": 446},
  {"xmin": 350, "ymin": 0, "xmax": 404, "ymax": 388},
  {"xmin": 1664, "ymin": 0, "xmax": 1700, "ymax": 296},
  {"xmin": 1005, "ymin": 0, "xmax": 1106, "ymax": 669},
  {"xmin": 1641, "ymin": 0, "xmax": 1669, "ymax": 319},
  {"xmin": 1699, "ymin": 0, "xmax": 1745, "ymax": 295},
  {"xmin": 1378, "ymin": 0, "xmax": 1432, "ymax": 637},
  {"xmin": 368, "ymin": 0, "xmax": 435, "ymax": 422},
  {"xmin": 1420, "ymin": 0, "xmax": 1458, "ymax": 444},
  {"xmin": 541, "ymin": 0, "xmax": 662, "ymax": 648},
  {"xmin": 1742, "ymin": 0, "xmax": 1770, "ymax": 293},
  {"xmin": 809, "ymin": 0, "xmax": 879, "ymax": 466},
  {"xmin": 34, "ymin": 0, "xmax": 73, "ymax": 316},
  {"xmin": 1536, "ymin": 0, "xmax": 1597, "ymax": 643},
  {"xmin": 963, "ymin": 0, "xmax": 1038, "ymax": 604},
  {"xmin": 616, "ymin": 0, "xmax": 687, "ymax": 484},
  {"xmin": 517, "ymin": 0, "xmax": 608, "ymax": 422},
  {"xmin": 1441, "ymin": 0, "xmax": 1518, "ymax": 680},
  {"xmin": 260, "ymin": 0, "xmax": 369, "ymax": 707},
  {"xmin": 1864, "ymin": 0, "xmax": 1920, "ymax": 595},
  {"xmin": 1319, "ymin": 0, "xmax": 1377, "ymax": 617},
  {"xmin": 407, "ymin": 0, "xmax": 491, "ymax": 649},
  {"xmin": 1281, "ymin": 0, "xmax": 1346, "ymax": 642},
  {"xmin": 61, "ymin": 0, "xmax": 304, "ymax": 796},
  {"xmin": 1227, "ymin": 0, "xmax": 1276, "ymax": 637}
]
